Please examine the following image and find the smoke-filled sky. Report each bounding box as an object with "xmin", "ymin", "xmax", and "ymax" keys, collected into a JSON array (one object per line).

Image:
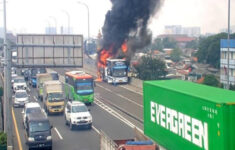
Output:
[{"xmin": 0, "ymin": 0, "xmax": 234, "ymax": 37}]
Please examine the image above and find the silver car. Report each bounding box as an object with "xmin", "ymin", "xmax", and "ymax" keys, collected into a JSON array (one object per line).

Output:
[{"xmin": 13, "ymin": 90, "xmax": 29, "ymax": 107}]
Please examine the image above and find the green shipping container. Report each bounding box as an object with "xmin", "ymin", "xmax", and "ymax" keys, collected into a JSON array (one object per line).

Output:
[{"xmin": 144, "ymin": 80, "xmax": 235, "ymax": 150}]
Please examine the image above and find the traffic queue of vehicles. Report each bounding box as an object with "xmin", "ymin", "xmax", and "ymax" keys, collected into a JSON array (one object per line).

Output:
[{"xmin": 12, "ymin": 68, "xmax": 94, "ymax": 150}]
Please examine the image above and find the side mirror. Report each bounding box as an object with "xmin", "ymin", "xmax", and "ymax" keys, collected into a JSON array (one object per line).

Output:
[
  {"xmin": 50, "ymin": 125, "xmax": 53, "ymax": 129},
  {"xmin": 67, "ymin": 110, "xmax": 70, "ymax": 113}
]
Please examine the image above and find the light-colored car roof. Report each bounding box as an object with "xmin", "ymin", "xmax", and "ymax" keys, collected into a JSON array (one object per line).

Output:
[
  {"xmin": 25, "ymin": 102, "xmax": 40, "ymax": 108},
  {"xmin": 15, "ymin": 90, "xmax": 27, "ymax": 93},
  {"xmin": 69, "ymin": 101, "xmax": 85, "ymax": 106}
]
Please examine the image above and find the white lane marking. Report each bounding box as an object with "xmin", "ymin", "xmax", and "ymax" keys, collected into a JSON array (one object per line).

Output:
[
  {"xmin": 92, "ymin": 125, "xmax": 100, "ymax": 134},
  {"xmin": 95, "ymin": 98, "xmax": 143, "ymax": 133},
  {"xmin": 42, "ymin": 109, "xmax": 48, "ymax": 117},
  {"xmin": 54, "ymin": 127, "xmax": 63, "ymax": 140},
  {"xmin": 33, "ymin": 96, "xmax": 38, "ymax": 101},
  {"xmin": 119, "ymin": 85, "xmax": 143, "ymax": 96},
  {"xmin": 97, "ymin": 84, "xmax": 143, "ymax": 108}
]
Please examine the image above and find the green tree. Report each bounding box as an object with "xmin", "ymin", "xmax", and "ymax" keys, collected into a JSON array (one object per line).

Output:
[
  {"xmin": 185, "ymin": 39, "xmax": 199, "ymax": 49},
  {"xmin": 162, "ymin": 37, "xmax": 177, "ymax": 49},
  {"xmin": 170, "ymin": 47, "xmax": 182, "ymax": 62},
  {"xmin": 202, "ymin": 74, "xmax": 219, "ymax": 87},
  {"xmin": 196, "ymin": 33, "xmax": 235, "ymax": 68},
  {"xmin": 0, "ymin": 132, "xmax": 7, "ymax": 146},
  {"xmin": 151, "ymin": 38, "xmax": 164, "ymax": 51},
  {"xmin": 135, "ymin": 56, "xmax": 167, "ymax": 80}
]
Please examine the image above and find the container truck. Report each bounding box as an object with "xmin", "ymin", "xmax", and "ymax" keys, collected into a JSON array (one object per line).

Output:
[
  {"xmin": 100, "ymin": 127, "xmax": 158, "ymax": 150},
  {"xmin": 100, "ymin": 59, "xmax": 128, "ymax": 84},
  {"xmin": 37, "ymin": 73, "xmax": 53, "ymax": 101},
  {"xmin": 143, "ymin": 80, "xmax": 235, "ymax": 150},
  {"xmin": 43, "ymin": 80, "xmax": 64, "ymax": 115}
]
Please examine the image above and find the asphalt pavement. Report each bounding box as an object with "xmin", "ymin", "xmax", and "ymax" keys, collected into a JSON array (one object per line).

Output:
[{"xmin": 13, "ymin": 73, "xmax": 136, "ymax": 150}]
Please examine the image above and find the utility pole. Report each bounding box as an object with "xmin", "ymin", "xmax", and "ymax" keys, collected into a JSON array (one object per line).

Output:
[
  {"xmin": 61, "ymin": 10, "xmax": 70, "ymax": 34},
  {"xmin": 3, "ymin": 0, "xmax": 13, "ymax": 149},
  {"xmin": 227, "ymin": 0, "xmax": 230, "ymax": 89},
  {"xmin": 77, "ymin": 1, "xmax": 90, "ymax": 41}
]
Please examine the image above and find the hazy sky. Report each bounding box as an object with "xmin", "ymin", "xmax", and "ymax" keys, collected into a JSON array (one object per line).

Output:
[{"xmin": 0, "ymin": 0, "xmax": 234, "ymax": 38}]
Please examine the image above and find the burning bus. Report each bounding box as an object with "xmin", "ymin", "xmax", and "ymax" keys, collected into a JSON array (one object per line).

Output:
[
  {"xmin": 96, "ymin": 38, "xmax": 129, "ymax": 84},
  {"xmin": 100, "ymin": 58, "xmax": 128, "ymax": 84}
]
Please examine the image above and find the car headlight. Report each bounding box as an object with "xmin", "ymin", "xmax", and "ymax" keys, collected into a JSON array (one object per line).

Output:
[
  {"xmin": 28, "ymin": 137, "xmax": 34, "ymax": 142},
  {"xmin": 14, "ymin": 100, "xmax": 20, "ymax": 103},
  {"xmin": 47, "ymin": 136, "xmax": 52, "ymax": 140},
  {"xmin": 88, "ymin": 116, "xmax": 92, "ymax": 122}
]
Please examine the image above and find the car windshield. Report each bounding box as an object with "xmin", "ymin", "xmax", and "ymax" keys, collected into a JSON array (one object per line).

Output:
[
  {"xmin": 76, "ymin": 82, "xmax": 93, "ymax": 91},
  {"xmin": 31, "ymin": 68, "xmax": 46, "ymax": 76},
  {"xmin": 51, "ymin": 73, "xmax": 59, "ymax": 80},
  {"xmin": 14, "ymin": 78, "xmax": 25, "ymax": 83},
  {"xmin": 71, "ymin": 105, "xmax": 88, "ymax": 113},
  {"xmin": 15, "ymin": 92, "xmax": 27, "ymax": 98},
  {"xmin": 29, "ymin": 121, "xmax": 50, "ymax": 133},
  {"xmin": 48, "ymin": 93, "xmax": 64, "ymax": 102},
  {"xmin": 26, "ymin": 107, "xmax": 41, "ymax": 114},
  {"xmin": 112, "ymin": 68, "xmax": 127, "ymax": 77}
]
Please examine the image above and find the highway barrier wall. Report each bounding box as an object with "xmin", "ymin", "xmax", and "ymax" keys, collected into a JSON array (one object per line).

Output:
[
  {"xmin": 129, "ymin": 77, "xmax": 143, "ymax": 89},
  {"xmin": 144, "ymin": 80, "xmax": 235, "ymax": 150}
]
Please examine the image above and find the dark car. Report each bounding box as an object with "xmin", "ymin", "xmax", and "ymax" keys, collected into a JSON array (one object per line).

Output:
[
  {"xmin": 25, "ymin": 113, "xmax": 52, "ymax": 150},
  {"xmin": 29, "ymin": 68, "xmax": 47, "ymax": 88}
]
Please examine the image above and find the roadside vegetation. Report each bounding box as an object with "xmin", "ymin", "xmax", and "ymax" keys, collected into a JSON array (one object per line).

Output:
[
  {"xmin": 196, "ymin": 33, "xmax": 235, "ymax": 68},
  {"xmin": 135, "ymin": 56, "xmax": 167, "ymax": 80}
]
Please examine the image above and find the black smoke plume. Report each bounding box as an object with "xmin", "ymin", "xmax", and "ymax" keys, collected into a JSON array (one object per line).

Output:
[{"xmin": 101, "ymin": 0, "xmax": 164, "ymax": 57}]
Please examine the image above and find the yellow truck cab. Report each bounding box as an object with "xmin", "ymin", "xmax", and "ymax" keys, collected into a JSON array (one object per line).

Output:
[
  {"xmin": 43, "ymin": 80, "xmax": 64, "ymax": 115},
  {"xmin": 37, "ymin": 73, "xmax": 52, "ymax": 101}
]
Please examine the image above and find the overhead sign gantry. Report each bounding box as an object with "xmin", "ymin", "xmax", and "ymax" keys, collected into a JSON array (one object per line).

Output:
[{"xmin": 16, "ymin": 34, "xmax": 83, "ymax": 68}]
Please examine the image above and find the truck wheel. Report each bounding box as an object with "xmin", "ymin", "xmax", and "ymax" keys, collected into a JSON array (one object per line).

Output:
[
  {"xmin": 47, "ymin": 146, "xmax": 52, "ymax": 150},
  {"xmin": 69, "ymin": 121, "xmax": 74, "ymax": 130},
  {"xmin": 65, "ymin": 116, "xmax": 68, "ymax": 125},
  {"xmin": 88, "ymin": 124, "xmax": 92, "ymax": 129}
]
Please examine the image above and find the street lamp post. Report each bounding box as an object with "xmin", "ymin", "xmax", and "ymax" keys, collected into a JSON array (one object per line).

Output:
[
  {"xmin": 49, "ymin": 16, "xmax": 58, "ymax": 34},
  {"xmin": 45, "ymin": 19, "xmax": 51, "ymax": 34},
  {"xmin": 2, "ymin": 0, "xmax": 13, "ymax": 149},
  {"xmin": 227, "ymin": 0, "xmax": 230, "ymax": 89},
  {"xmin": 77, "ymin": 1, "xmax": 90, "ymax": 41},
  {"xmin": 61, "ymin": 10, "xmax": 70, "ymax": 34}
]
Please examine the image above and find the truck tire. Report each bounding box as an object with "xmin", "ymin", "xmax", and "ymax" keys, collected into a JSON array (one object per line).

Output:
[
  {"xmin": 69, "ymin": 121, "xmax": 74, "ymax": 130},
  {"xmin": 47, "ymin": 146, "xmax": 52, "ymax": 150},
  {"xmin": 65, "ymin": 116, "xmax": 68, "ymax": 125}
]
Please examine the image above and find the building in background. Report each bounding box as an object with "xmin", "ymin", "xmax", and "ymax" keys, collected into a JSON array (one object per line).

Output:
[
  {"xmin": 60, "ymin": 26, "xmax": 73, "ymax": 34},
  {"xmin": 220, "ymin": 39, "xmax": 235, "ymax": 85},
  {"xmin": 220, "ymin": 25, "xmax": 235, "ymax": 33},
  {"xmin": 164, "ymin": 25, "xmax": 182, "ymax": 35},
  {"xmin": 45, "ymin": 27, "xmax": 57, "ymax": 34},
  {"xmin": 158, "ymin": 34, "xmax": 196, "ymax": 48},
  {"xmin": 164, "ymin": 25, "xmax": 201, "ymax": 37}
]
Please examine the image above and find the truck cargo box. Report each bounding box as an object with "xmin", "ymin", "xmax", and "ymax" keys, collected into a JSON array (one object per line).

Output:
[
  {"xmin": 144, "ymin": 80, "xmax": 235, "ymax": 150},
  {"xmin": 100, "ymin": 128, "xmax": 158, "ymax": 150}
]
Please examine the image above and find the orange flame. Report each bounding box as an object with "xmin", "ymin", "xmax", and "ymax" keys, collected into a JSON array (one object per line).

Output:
[
  {"xmin": 96, "ymin": 45, "xmax": 114, "ymax": 81},
  {"xmin": 121, "ymin": 41, "xmax": 128, "ymax": 53},
  {"xmin": 96, "ymin": 41, "xmax": 128, "ymax": 81}
]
